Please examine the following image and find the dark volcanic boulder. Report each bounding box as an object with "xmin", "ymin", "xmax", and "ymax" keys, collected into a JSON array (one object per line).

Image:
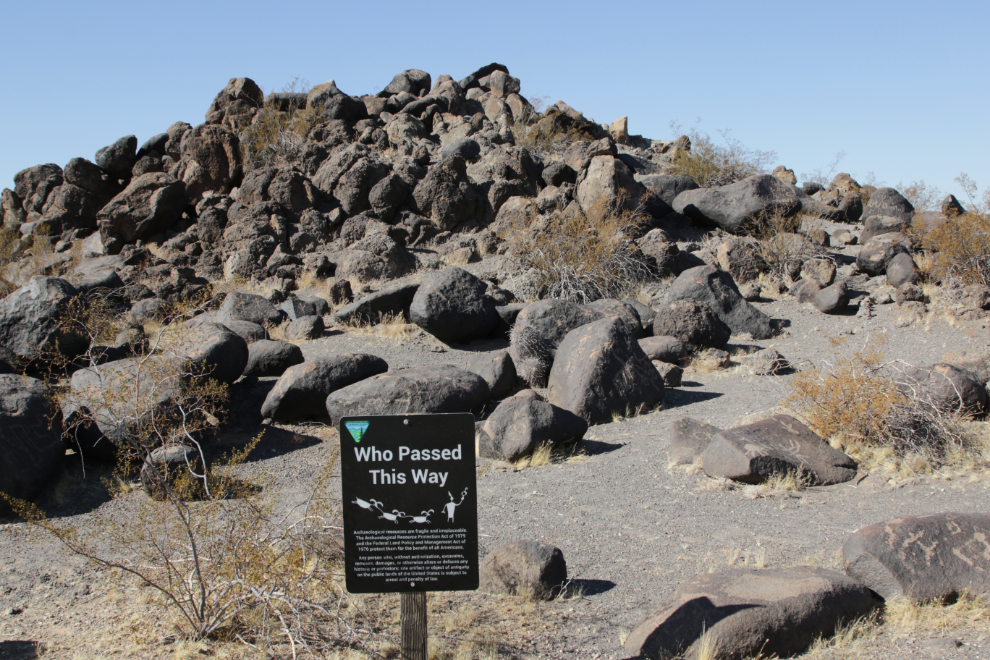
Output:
[
  {"xmin": 217, "ymin": 292, "xmax": 284, "ymax": 327},
  {"xmin": 856, "ymin": 235, "xmax": 910, "ymax": 276},
  {"xmin": 638, "ymin": 336, "xmax": 689, "ymax": 364},
  {"xmin": 97, "ymin": 173, "xmax": 186, "ymax": 248},
  {"xmin": 547, "ymin": 317, "xmax": 664, "ymax": 425},
  {"xmin": 14, "ymin": 164, "xmax": 63, "ymax": 215},
  {"xmin": 652, "ymin": 300, "xmax": 731, "ymax": 350},
  {"xmin": 262, "ymin": 354, "xmax": 389, "ymax": 421},
  {"xmin": 0, "ymin": 277, "xmax": 85, "ymax": 361},
  {"xmin": 284, "ymin": 315, "xmax": 325, "ymax": 341},
  {"xmin": 637, "ymin": 174, "xmax": 699, "ymax": 206},
  {"xmin": 669, "ymin": 417, "xmax": 722, "ymax": 465},
  {"xmin": 625, "ymin": 567, "xmax": 880, "ymax": 660},
  {"xmin": 861, "ymin": 187, "xmax": 915, "ymax": 225},
  {"xmin": 478, "ymin": 397, "xmax": 587, "ymax": 461},
  {"xmin": 480, "ymin": 540, "xmax": 568, "ymax": 600},
  {"xmin": 885, "ymin": 251, "xmax": 918, "ymax": 288},
  {"xmin": 325, "ymin": 365, "xmax": 490, "ymax": 422},
  {"xmin": 332, "ymin": 283, "xmax": 420, "ymax": 325},
  {"xmin": 169, "ymin": 323, "xmax": 248, "ymax": 384},
  {"xmin": 412, "ymin": 154, "xmax": 477, "ymax": 230},
  {"xmin": 409, "ymin": 267, "xmax": 499, "ymax": 344},
  {"xmin": 175, "ymin": 124, "xmax": 243, "ymax": 199},
  {"xmin": 672, "ymin": 174, "xmax": 801, "ymax": 233},
  {"xmin": 243, "ymin": 339, "xmax": 304, "ymax": 378},
  {"xmin": 95, "ymin": 135, "xmax": 138, "ymax": 180},
  {"xmin": 814, "ymin": 281, "xmax": 849, "ymax": 314},
  {"xmin": 843, "ymin": 512, "xmax": 990, "ymax": 601},
  {"xmin": 702, "ymin": 414, "xmax": 857, "ymax": 485},
  {"xmin": 665, "ymin": 265, "xmax": 774, "ymax": 339},
  {"xmin": 899, "ymin": 363, "xmax": 988, "ymax": 416},
  {"xmin": 465, "ymin": 350, "xmax": 517, "ymax": 400},
  {"xmin": 0, "ymin": 374, "xmax": 64, "ymax": 515},
  {"xmin": 509, "ymin": 300, "xmax": 604, "ymax": 387}
]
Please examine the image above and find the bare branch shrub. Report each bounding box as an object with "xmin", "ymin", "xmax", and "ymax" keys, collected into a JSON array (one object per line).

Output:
[
  {"xmin": 10, "ymin": 291, "xmax": 367, "ymax": 656},
  {"xmin": 498, "ymin": 195, "xmax": 653, "ymax": 303},
  {"xmin": 800, "ymin": 151, "xmax": 846, "ymax": 189},
  {"xmin": 784, "ymin": 335, "xmax": 975, "ymax": 468},
  {"xmin": 666, "ymin": 127, "xmax": 776, "ymax": 187}
]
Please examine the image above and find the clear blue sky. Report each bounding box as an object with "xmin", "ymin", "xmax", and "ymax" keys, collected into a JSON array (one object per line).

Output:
[{"xmin": 2, "ymin": 0, "xmax": 987, "ymax": 206}]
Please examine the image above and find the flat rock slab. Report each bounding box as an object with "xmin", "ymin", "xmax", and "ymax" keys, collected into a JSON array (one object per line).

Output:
[
  {"xmin": 547, "ymin": 317, "xmax": 664, "ymax": 425},
  {"xmin": 702, "ymin": 414, "xmax": 857, "ymax": 485},
  {"xmin": 843, "ymin": 512, "xmax": 990, "ymax": 601},
  {"xmin": 625, "ymin": 566, "xmax": 880, "ymax": 660},
  {"xmin": 332, "ymin": 283, "xmax": 420, "ymax": 325},
  {"xmin": 639, "ymin": 335, "xmax": 689, "ymax": 364},
  {"xmin": 669, "ymin": 417, "xmax": 722, "ymax": 465},
  {"xmin": 325, "ymin": 365, "xmax": 490, "ymax": 422}
]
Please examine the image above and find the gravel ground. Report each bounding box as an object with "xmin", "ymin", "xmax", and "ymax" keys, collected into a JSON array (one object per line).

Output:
[{"xmin": 2, "ymin": 268, "xmax": 990, "ymax": 658}]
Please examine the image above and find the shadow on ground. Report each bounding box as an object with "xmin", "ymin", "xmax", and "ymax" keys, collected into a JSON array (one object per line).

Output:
[{"xmin": 0, "ymin": 640, "xmax": 43, "ymax": 659}]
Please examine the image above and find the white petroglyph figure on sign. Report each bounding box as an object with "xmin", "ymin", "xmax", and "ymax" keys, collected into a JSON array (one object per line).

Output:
[{"xmin": 443, "ymin": 488, "xmax": 468, "ymax": 522}]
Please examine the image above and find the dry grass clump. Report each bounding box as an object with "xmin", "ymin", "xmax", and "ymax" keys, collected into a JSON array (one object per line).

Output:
[
  {"xmin": 784, "ymin": 335, "xmax": 979, "ymax": 472},
  {"xmin": 666, "ymin": 127, "xmax": 776, "ymax": 188},
  {"xmin": 915, "ymin": 210, "xmax": 990, "ymax": 288},
  {"xmin": 240, "ymin": 79, "xmax": 319, "ymax": 170},
  {"xmin": 343, "ymin": 311, "xmax": 421, "ymax": 342},
  {"xmin": 509, "ymin": 442, "xmax": 586, "ymax": 469},
  {"xmin": 499, "ymin": 195, "xmax": 652, "ymax": 303}
]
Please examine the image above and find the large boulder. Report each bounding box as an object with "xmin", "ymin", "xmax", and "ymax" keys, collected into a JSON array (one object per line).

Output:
[
  {"xmin": 168, "ymin": 323, "xmax": 249, "ymax": 384},
  {"xmin": 205, "ymin": 77, "xmax": 264, "ymax": 125},
  {"xmin": 625, "ymin": 567, "xmax": 880, "ymax": 660},
  {"xmin": 575, "ymin": 156, "xmax": 645, "ymax": 213},
  {"xmin": 465, "ymin": 350, "xmax": 517, "ymax": 400},
  {"xmin": 478, "ymin": 397, "xmax": 587, "ymax": 462},
  {"xmin": 97, "ymin": 173, "xmax": 187, "ymax": 248},
  {"xmin": 412, "ymin": 155, "xmax": 477, "ymax": 230},
  {"xmin": 547, "ymin": 317, "xmax": 664, "ymax": 425},
  {"xmin": 14, "ymin": 164, "xmax": 63, "ymax": 216},
  {"xmin": 262, "ymin": 355, "xmax": 388, "ymax": 421},
  {"xmin": 509, "ymin": 300, "xmax": 605, "ymax": 387},
  {"xmin": 672, "ymin": 174, "xmax": 802, "ymax": 233},
  {"xmin": 175, "ymin": 124, "xmax": 243, "ymax": 199},
  {"xmin": 843, "ymin": 512, "xmax": 990, "ymax": 601},
  {"xmin": 0, "ymin": 277, "xmax": 86, "ymax": 362},
  {"xmin": 242, "ymin": 340, "xmax": 304, "ymax": 378},
  {"xmin": 899, "ymin": 363, "xmax": 988, "ymax": 416},
  {"xmin": 0, "ymin": 374, "xmax": 64, "ymax": 515},
  {"xmin": 409, "ymin": 267, "xmax": 499, "ymax": 344},
  {"xmin": 856, "ymin": 235, "xmax": 910, "ymax": 276},
  {"xmin": 652, "ymin": 300, "xmax": 731, "ymax": 350},
  {"xmin": 336, "ymin": 232, "xmax": 413, "ymax": 283},
  {"xmin": 325, "ymin": 365, "xmax": 490, "ymax": 422},
  {"xmin": 479, "ymin": 541, "xmax": 567, "ymax": 600},
  {"xmin": 65, "ymin": 356, "xmax": 185, "ymax": 455},
  {"xmin": 665, "ymin": 265, "xmax": 774, "ymax": 339},
  {"xmin": 636, "ymin": 174, "xmax": 699, "ymax": 206},
  {"xmin": 333, "ymin": 283, "xmax": 420, "ymax": 325},
  {"xmin": 861, "ymin": 187, "xmax": 915, "ymax": 225},
  {"xmin": 638, "ymin": 336, "xmax": 689, "ymax": 364},
  {"xmin": 217, "ymin": 291, "xmax": 284, "ymax": 327},
  {"xmin": 702, "ymin": 414, "xmax": 857, "ymax": 485},
  {"xmin": 95, "ymin": 135, "xmax": 138, "ymax": 180}
]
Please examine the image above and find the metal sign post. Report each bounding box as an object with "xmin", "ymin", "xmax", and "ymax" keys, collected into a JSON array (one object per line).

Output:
[{"xmin": 340, "ymin": 414, "xmax": 479, "ymax": 659}]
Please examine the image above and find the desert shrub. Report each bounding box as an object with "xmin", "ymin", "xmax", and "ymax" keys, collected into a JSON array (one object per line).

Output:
[
  {"xmin": 499, "ymin": 195, "xmax": 652, "ymax": 303},
  {"xmin": 800, "ymin": 151, "xmax": 847, "ymax": 189},
  {"xmin": 12, "ymin": 292, "xmax": 367, "ymax": 655},
  {"xmin": 510, "ymin": 104, "xmax": 600, "ymax": 157},
  {"xmin": 240, "ymin": 79, "xmax": 319, "ymax": 170},
  {"xmin": 666, "ymin": 127, "xmax": 776, "ymax": 188},
  {"xmin": 748, "ymin": 212, "xmax": 830, "ymax": 280},
  {"xmin": 784, "ymin": 336, "xmax": 971, "ymax": 466},
  {"xmin": 915, "ymin": 210, "xmax": 990, "ymax": 288}
]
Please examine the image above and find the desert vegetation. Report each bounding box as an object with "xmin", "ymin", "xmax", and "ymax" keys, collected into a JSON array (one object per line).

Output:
[{"xmin": 1, "ymin": 63, "xmax": 990, "ymax": 659}]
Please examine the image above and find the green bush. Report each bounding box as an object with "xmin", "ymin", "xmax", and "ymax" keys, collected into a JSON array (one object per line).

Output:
[{"xmin": 666, "ymin": 128, "xmax": 776, "ymax": 187}]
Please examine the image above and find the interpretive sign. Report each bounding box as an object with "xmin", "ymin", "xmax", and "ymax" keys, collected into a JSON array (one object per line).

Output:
[{"xmin": 340, "ymin": 413, "xmax": 479, "ymax": 593}]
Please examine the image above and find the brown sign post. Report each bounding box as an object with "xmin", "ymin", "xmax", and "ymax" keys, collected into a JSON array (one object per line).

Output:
[{"xmin": 340, "ymin": 414, "xmax": 479, "ymax": 659}]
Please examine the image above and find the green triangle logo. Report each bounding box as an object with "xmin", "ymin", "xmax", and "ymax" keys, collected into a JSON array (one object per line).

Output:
[{"xmin": 344, "ymin": 421, "xmax": 370, "ymax": 443}]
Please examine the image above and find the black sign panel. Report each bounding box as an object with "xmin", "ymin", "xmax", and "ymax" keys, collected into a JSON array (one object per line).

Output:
[{"xmin": 340, "ymin": 413, "xmax": 479, "ymax": 593}]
